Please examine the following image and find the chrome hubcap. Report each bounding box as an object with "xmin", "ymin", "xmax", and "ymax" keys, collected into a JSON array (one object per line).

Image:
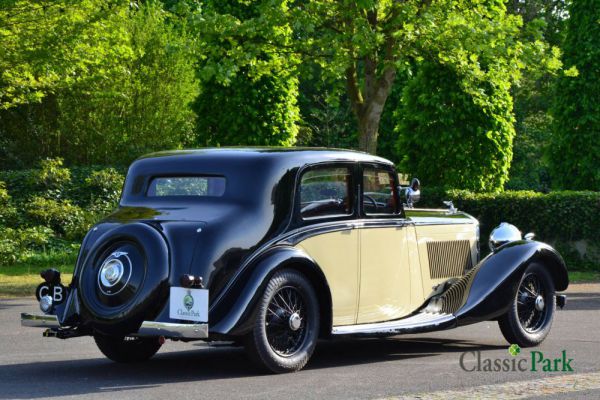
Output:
[
  {"xmin": 99, "ymin": 259, "xmax": 124, "ymax": 287},
  {"xmin": 289, "ymin": 312, "xmax": 302, "ymax": 331},
  {"xmin": 535, "ymin": 295, "xmax": 545, "ymax": 311}
]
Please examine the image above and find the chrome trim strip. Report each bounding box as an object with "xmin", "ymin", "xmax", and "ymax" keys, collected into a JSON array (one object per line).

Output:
[
  {"xmin": 136, "ymin": 321, "xmax": 208, "ymax": 339},
  {"xmin": 21, "ymin": 313, "xmax": 60, "ymax": 328},
  {"xmin": 331, "ymin": 312, "xmax": 455, "ymax": 336}
]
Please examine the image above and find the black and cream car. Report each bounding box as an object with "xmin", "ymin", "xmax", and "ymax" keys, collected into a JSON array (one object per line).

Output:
[{"xmin": 22, "ymin": 148, "xmax": 568, "ymax": 373}]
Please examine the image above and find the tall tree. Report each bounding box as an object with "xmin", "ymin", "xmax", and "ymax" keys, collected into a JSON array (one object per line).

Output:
[
  {"xmin": 289, "ymin": 0, "xmax": 560, "ymax": 154},
  {"xmin": 549, "ymin": 0, "xmax": 600, "ymax": 190},
  {"xmin": 505, "ymin": 0, "xmax": 569, "ymax": 190},
  {"xmin": 396, "ymin": 62, "xmax": 515, "ymax": 191}
]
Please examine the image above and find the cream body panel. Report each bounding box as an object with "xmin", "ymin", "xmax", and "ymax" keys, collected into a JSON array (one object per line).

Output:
[
  {"xmin": 405, "ymin": 225, "xmax": 425, "ymax": 310},
  {"xmin": 413, "ymin": 223, "xmax": 477, "ymax": 299},
  {"xmin": 296, "ymin": 229, "xmax": 359, "ymax": 326},
  {"xmin": 357, "ymin": 227, "xmax": 412, "ymax": 324}
]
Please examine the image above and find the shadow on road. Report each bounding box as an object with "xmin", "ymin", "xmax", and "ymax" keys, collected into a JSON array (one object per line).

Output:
[
  {"xmin": 0, "ymin": 338, "xmax": 504, "ymax": 399},
  {"xmin": 562, "ymin": 292, "xmax": 600, "ymax": 311}
]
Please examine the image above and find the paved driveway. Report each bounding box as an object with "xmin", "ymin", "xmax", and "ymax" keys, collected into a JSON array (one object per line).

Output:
[{"xmin": 1, "ymin": 284, "xmax": 598, "ymax": 400}]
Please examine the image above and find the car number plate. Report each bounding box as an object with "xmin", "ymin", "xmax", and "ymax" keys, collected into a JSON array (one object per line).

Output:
[{"xmin": 169, "ymin": 287, "xmax": 209, "ymax": 322}]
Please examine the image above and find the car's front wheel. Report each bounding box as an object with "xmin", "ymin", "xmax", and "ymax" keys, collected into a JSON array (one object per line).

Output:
[
  {"xmin": 245, "ymin": 269, "xmax": 320, "ymax": 373},
  {"xmin": 94, "ymin": 334, "xmax": 162, "ymax": 363},
  {"xmin": 498, "ymin": 262, "xmax": 556, "ymax": 347}
]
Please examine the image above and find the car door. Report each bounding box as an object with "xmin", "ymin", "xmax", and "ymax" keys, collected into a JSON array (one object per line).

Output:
[
  {"xmin": 357, "ymin": 165, "xmax": 414, "ymax": 324},
  {"xmin": 293, "ymin": 164, "xmax": 360, "ymax": 326}
]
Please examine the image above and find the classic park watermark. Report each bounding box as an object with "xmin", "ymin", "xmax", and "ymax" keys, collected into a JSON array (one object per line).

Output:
[{"xmin": 459, "ymin": 344, "xmax": 574, "ymax": 372}]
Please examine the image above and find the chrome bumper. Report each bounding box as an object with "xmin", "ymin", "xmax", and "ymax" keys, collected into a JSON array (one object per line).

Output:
[
  {"xmin": 137, "ymin": 321, "xmax": 208, "ymax": 339},
  {"xmin": 21, "ymin": 313, "xmax": 208, "ymax": 339},
  {"xmin": 21, "ymin": 313, "xmax": 60, "ymax": 328}
]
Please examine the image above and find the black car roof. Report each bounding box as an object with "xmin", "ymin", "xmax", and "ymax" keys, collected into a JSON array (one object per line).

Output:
[{"xmin": 137, "ymin": 147, "xmax": 394, "ymax": 167}]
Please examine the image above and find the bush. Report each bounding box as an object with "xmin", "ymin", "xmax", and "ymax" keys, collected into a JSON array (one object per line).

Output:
[
  {"xmin": 0, "ymin": 226, "xmax": 54, "ymax": 265},
  {"xmin": 24, "ymin": 196, "xmax": 87, "ymax": 240},
  {"xmin": 419, "ymin": 188, "xmax": 600, "ymax": 270},
  {"xmin": 83, "ymin": 168, "xmax": 124, "ymax": 210},
  {"xmin": 0, "ymin": 181, "xmax": 17, "ymax": 226}
]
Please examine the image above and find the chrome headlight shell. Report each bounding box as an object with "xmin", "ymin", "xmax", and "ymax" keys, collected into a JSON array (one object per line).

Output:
[{"xmin": 489, "ymin": 222, "xmax": 522, "ymax": 252}]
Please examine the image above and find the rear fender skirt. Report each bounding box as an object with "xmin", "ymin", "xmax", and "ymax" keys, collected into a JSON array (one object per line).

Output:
[
  {"xmin": 209, "ymin": 246, "xmax": 332, "ymax": 337},
  {"xmin": 454, "ymin": 240, "xmax": 568, "ymax": 325}
]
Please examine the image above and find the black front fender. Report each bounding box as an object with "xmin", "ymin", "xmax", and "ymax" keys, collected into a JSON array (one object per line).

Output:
[
  {"xmin": 454, "ymin": 240, "xmax": 568, "ymax": 326},
  {"xmin": 209, "ymin": 246, "xmax": 332, "ymax": 337}
]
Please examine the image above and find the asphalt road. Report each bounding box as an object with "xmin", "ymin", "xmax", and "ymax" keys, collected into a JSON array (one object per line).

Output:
[{"xmin": 1, "ymin": 284, "xmax": 599, "ymax": 400}]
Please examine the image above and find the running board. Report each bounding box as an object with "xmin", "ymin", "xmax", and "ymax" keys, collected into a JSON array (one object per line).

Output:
[{"xmin": 331, "ymin": 312, "xmax": 456, "ymax": 336}]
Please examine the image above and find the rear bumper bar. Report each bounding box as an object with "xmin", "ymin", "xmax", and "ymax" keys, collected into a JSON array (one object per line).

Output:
[
  {"xmin": 137, "ymin": 321, "xmax": 208, "ymax": 339},
  {"xmin": 21, "ymin": 313, "xmax": 60, "ymax": 328},
  {"xmin": 21, "ymin": 312, "xmax": 208, "ymax": 339}
]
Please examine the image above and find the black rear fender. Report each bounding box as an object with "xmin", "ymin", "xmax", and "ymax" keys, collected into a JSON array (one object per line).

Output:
[
  {"xmin": 209, "ymin": 246, "xmax": 332, "ymax": 338},
  {"xmin": 454, "ymin": 240, "xmax": 568, "ymax": 325}
]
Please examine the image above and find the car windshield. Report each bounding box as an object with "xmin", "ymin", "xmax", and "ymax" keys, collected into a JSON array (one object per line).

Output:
[{"xmin": 147, "ymin": 176, "xmax": 226, "ymax": 197}]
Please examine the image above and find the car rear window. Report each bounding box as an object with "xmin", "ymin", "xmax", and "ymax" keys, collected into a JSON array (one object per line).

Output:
[{"xmin": 147, "ymin": 176, "xmax": 226, "ymax": 197}]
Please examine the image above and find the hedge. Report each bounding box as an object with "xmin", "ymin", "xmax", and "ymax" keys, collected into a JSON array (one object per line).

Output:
[
  {"xmin": 420, "ymin": 188, "xmax": 600, "ymax": 270},
  {"xmin": 1, "ymin": 159, "xmax": 599, "ymax": 271},
  {"xmin": 0, "ymin": 159, "xmax": 124, "ymax": 265}
]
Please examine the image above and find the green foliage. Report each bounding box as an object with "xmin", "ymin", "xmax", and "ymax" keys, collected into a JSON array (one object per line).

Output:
[
  {"xmin": 195, "ymin": 72, "xmax": 299, "ymax": 146},
  {"xmin": 419, "ymin": 188, "xmax": 600, "ymax": 269},
  {"xmin": 396, "ymin": 63, "xmax": 516, "ymax": 192},
  {"xmin": 0, "ymin": 1, "xmax": 198, "ymax": 167},
  {"xmin": 0, "ymin": 226, "xmax": 53, "ymax": 265},
  {"xmin": 505, "ymin": 0, "xmax": 568, "ymax": 191},
  {"xmin": 506, "ymin": 111, "xmax": 552, "ymax": 191},
  {"xmin": 193, "ymin": 0, "xmax": 299, "ymax": 147},
  {"xmin": 24, "ymin": 197, "xmax": 86, "ymax": 240},
  {"xmin": 83, "ymin": 168, "xmax": 124, "ymax": 208},
  {"xmin": 0, "ymin": 181, "xmax": 17, "ymax": 225},
  {"xmin": 549, "ymin": 0, "xmax": 600, "ymax": 190},
  {"xmin": 288, "ymin": 0, "xmax": 561, "ymax": 154},
  {"xmin": 0, "ymin": 161, "xmax": 125, "ymax": 266}
]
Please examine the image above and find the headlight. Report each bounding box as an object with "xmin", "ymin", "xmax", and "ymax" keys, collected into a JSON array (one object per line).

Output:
[
  {"xmin": 489, "ymin": 222, "xmax": 521, "ymax": 252},
  {"xmin": 39, "ymin": 295, "xmax": 53, "ymax": 314}
]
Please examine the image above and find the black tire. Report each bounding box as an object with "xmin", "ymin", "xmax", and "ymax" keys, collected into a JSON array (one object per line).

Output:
[
  {"xmin": 94, "ymin": 334, "xmax": 162, "ymax": 363},
  {"xmin": 498, "ymin": 263, "xmax": 556, "ymax": 347},
  {"xmin": 244, "ymin": 269, "xmax": 320, "ymax": 373}
]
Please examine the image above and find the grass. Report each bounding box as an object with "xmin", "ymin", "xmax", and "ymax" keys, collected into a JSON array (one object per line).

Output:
[
  {"xmin": 568, "ymin": 270, "xmax": 600, "ymax": 283},
  {"xmin": 2, "ymin": 251, "xmax": 598, "ymax": 297},
  {"xmin": 0, "ymin": 250, "xmax": 76, "ymax": 298}
]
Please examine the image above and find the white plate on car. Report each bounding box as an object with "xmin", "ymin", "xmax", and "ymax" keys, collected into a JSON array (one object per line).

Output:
[{"xmin": 169, "ymin": 287, "xmax": 208, "ymax": 322}]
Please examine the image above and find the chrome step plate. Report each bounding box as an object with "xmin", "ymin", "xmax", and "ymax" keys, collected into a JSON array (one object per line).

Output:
[{"xmin": 332, "ymin": 312, "xmax": 456, "ymax": 336}]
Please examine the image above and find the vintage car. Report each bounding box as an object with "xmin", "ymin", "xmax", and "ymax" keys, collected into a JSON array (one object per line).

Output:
[{"xmin": 21, "ymin": 148, "xmax": 568, "ymax": 373}]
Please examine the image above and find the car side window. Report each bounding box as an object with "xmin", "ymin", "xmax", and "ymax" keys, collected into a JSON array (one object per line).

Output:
[
  {"xmin": 362, "ymin": 167, "xmax": 397, "ymax": 215},
  {"xmin": 299, "ymin": 167, "xmax": 353, "ymax": 219}
]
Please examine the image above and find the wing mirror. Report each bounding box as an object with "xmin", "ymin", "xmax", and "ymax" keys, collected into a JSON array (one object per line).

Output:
[{"xmin": 399, "ymin": 178, "xmax": 420, "ymax": 208}]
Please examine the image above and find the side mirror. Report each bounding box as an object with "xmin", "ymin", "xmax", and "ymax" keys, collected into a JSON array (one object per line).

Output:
[{"xmin": 400, "ymin": 177, "xmax": 421, "ymax": 208}]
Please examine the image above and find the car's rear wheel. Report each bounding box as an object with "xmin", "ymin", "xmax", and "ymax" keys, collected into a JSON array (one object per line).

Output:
[
  {"xmin": 244, "ymin": 269, "xmax": 319, "ymax": 373},
  {"xmin": 94, "ymin": 334, "xmax": 162, "ymax": 363},
  {"xmin": 498, "ymin": 263, "xmax": 556, "ymax": 347}
]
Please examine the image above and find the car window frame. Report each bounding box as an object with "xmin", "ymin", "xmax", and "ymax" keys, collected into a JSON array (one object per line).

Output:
[
  {"xmin": 359, "ymin": 163, "xmax": 401, "ymax": 218},
  {"xmin": 294, "ymin": 162, "xmax": 358, "ymax": 224}
]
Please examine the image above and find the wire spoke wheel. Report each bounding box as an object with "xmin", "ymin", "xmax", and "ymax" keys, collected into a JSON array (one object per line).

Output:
[
  {"xmin": 498, "ymin": 263, "xmax": 557, "ymax": 347},
  {"xmin": 265, "ymin": 286, "xmax": 307, "ymax": 356},
  {"xmin": 517, "ymin": 273, "xmax": 548, "ymax": 332}
]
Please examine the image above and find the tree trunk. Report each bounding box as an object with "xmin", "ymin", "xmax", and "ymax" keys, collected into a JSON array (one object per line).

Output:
[{"xmin": 347, "ymin": 64, "xmax": 396, "ymax": 154}]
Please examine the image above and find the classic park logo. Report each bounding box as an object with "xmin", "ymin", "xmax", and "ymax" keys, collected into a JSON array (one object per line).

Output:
[
  {"xmin": 460, "ymin": 344, "xmax": 574, "ymax": 372},
  {"xmin": 183, "ymin": 291, "xmax": 194, "ymax": 311}
]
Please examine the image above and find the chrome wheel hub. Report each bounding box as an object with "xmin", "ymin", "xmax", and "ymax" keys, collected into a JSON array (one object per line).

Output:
[
  {"xmin": 289, "ymin": 312, "xmax": 302, "ymax": 331},
  {"xmin": 535, "ymin": 295, "xmax": 545, "ymax": 311},
  {"xmin": 99, "ymin": 259, "xmax": 124, "ymax": 287}
]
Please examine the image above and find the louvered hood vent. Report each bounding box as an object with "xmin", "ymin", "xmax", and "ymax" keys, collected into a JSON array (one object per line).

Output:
[{"xmin": 427, "ymin": 240, "xmax": 472, "ymax": 279}]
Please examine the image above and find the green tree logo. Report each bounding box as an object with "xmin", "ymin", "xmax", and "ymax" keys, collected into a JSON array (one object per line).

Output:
[{"xmin": 508, "ymin": 344, "xmax": 521, "ymax": 356}]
